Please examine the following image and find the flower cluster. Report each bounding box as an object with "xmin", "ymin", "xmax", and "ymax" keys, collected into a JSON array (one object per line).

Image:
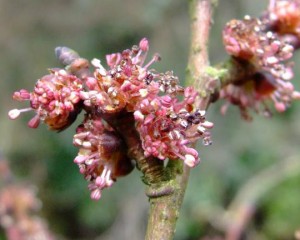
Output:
[
  {"xmin": 9, "ymin": 38, "xmax": 213, "ymax": 199},
  {"xmin": 73, "ymin": 116, "xmax": 133, "ymax": 200},
  {"xmin": 266, "ymin": 0, "xmax": 300, "ymax": 48},
  {"xmin": 80, "ymin": 42, "xmax": 161, "ymax": 114},
  {"xmin": 9, "ymin": 69, "xmax": 83, "ymax": 131},
  {"xmin": 134, "ymin": 88, "xmax": 213, "ymax": 167},
  {"xmin": 0, "ymin": 184, "xmax": 54, "ymax": 240},
  {"xmin": 221, "ymin": 8, "xmax": 300, "ymax": 120},
  {"xmin": 0, "ymin": 157, "xmax": 54, "ymax": 240}
]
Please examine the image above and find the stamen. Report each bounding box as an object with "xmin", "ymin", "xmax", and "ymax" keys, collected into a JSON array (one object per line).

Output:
[
  {"xmin": 139, "ymin": 38, "xmax": 149, "ymax": 52},
  {"xmin": 90, "ymin": 188, "xmax": 101, "ymax": 200},
  {"xmin": 202, "ymin": 121, "xmax": 214, "ymax": 129},
  {"xmin": 275, "ymin": 102, "xmax": 286, "ymax": 112},
  {"xmin": 184, "ymin": 154, "xmax": 197, "ymax": 168},
  {"xmin": 27, "ymin": 115, "xmax": 40, "ymax": 128},
  {"xmin": 105, "ymin": 169, "xmax": 114, "ymax": 186},
  {"xmin": 91, "ymin": 58, "xmax": 107, "ymax": 76},
  {"xmin": 8, "ymin": 108, "xmax": 32, "ymax": 120},
  {"xmin": 13, "ymin": 90, "xmax": 31, "ymax": 101},
  {"xmin": 74, "ymin": 155, "xmax": 89, "ymax": 164},
  {"xmin": 143, "ymin": 54, "xmax": 161, "ymax": 69}
]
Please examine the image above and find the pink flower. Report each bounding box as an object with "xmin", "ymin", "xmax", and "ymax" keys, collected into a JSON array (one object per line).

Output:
[
  {"xmin": 223, "ymin": 17, "xmax": 263, "ymax": 60},
  {"xmin": 266, "ymin": 0, "xmax": 300, "ymax": 49},
  {"xmin": 0, "ymin": 184, "xmax": 54, "ymax": 240},
  {"xmin": 80, "ymin": 39, "xmax": 162, "ymax": 114},
  {"xmin": 9, "ymin": 39, "xmax": 214, "ymax": 200},
  {"xmin": 222, "ymin": 15, "xmax": 300, "ymax": 119},
  {"xmin": 9, "ymin": 69, "xmax": 83, "ymax": 131},
  {"xmin": 135, "ymin": 88, "xmax": 213, "ymax": 167},
  {"xmin": 223, "ymin": 16, "xmax": 294, "ymax": 65},
  {"xmin": 268, "ymin": 0, "xmax": 300, "ymax": 36},
  {"xmin": 73, "ymin": 116, "xmax": 133, "ymax": 200}
]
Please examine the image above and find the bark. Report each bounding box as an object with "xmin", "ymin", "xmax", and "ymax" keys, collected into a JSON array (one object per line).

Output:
[
  {"xmin": 145, "ymin": 1, "xmax": 214, "ymax": 239},
  {"xmin": 186, "ymin": 0, "xmax": 214, "ymax": 110}
]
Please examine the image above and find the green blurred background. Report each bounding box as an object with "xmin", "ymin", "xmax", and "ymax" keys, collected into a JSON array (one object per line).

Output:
[{"xmin": 1, "ymin": 0, "xmax": 300, "ymax": 239}]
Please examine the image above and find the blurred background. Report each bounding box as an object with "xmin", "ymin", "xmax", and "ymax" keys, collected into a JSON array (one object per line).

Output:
[{"xmin": 1, "ymin": 0, "xmax": 300, "ymax": 239}]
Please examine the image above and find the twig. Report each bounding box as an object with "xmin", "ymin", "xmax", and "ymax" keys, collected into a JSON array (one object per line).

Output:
[
  {"xmin": 145, "ymin": 1, "xmax": 214, "ymax": 239},
  {"xmin": 186, "ymin": 0, "xmax": 214, "ymax": 110}
]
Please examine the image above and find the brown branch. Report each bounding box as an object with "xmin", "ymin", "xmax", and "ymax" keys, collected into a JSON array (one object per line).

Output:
[
  {"xmin": 145, "ymin": 163, "xmax": 190, "ymax": 240},
  {"xmin": 186, "ymin": 0, "xmax": 214, "ymax": 110},
  {"xmin": 144, "ymin": 1, "xmax": 214, "ymax": 239}
]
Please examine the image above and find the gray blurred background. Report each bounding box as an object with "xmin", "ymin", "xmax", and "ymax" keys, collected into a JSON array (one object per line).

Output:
[{"xmin": 1, "ymin": 0, "xmax": 300, "ymax": 239}]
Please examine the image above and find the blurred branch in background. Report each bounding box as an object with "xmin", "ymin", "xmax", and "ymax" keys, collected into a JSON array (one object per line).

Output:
[{"xmin": 194, "ymin": 155, "xmax": 300, "ymax": 240}]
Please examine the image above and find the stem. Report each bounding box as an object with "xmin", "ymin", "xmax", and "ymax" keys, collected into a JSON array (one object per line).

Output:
[
  {"xmin": 145, "ymin": 163, "xmax": 190, "ymax": 240},
  {"xmin": 218, "ymin": 57, "xmax": 256, "ymax": 88},
  {"xmin": 186, "ymin": 0, "xmax": 213, "ymax": 109},
  {"xmin": 145, "ymin": 1, "xmax": 213, "ymax": 239}
]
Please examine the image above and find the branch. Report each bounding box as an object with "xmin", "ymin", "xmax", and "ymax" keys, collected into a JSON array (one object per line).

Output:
[
  {"xmin": 186, "ymin": 0, "xmax": 214, "ymax": 110},
  {"xmin": 193, "ymin": 155, "xmax": 300, "ymax": 240},
  {"xmin": 144, "ymin": 1, "xmax": 214, "ymax": 239}
]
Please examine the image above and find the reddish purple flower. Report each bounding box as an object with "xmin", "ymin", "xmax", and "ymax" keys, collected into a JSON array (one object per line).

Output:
[
  {"xmin": 80, "ymin": 39, "xmax": 163, "ymax": 114},
  {"xmin": 73, "ymin": 116, "xmax": 133, "ymax": 200},
  {"xmin": 222, "ymin": 15, "xmax": 300, "ymax": 119},
  {"xmin": 134, "ymin": 87, "xmax": 213, "ymax": 167},
  {"xmin": 220, "ymin": 71, "xmax": 300, "ymax": 120},
  {"xmin": 223, "ymin": 17, "xmax": 264, "ymax": 61},
  {"xmin": 268, "ymin": 0, "xmax": 300, "ymax": 35},
  {"xmin": 0, "ymin": 184, "xmax": 55, "ymax": 240},
  {"xmin": 223, "ymin": 16, "xmax": 294, "ymax": 65},
  {"xmin": 9, "ymin": 69, "xmax": 83, "ymax": 131},
  {"xmin": 9, "ymin": 38, "xmax": 214, "ymax": 200}
]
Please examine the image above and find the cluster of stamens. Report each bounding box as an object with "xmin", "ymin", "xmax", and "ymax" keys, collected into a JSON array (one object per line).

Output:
[
  {"xmin": 266, "ymin": 0, "xmax": 300, "ymax": 48},
  {"xmin": 221, "ymin": 6, "xmax": 300, "ymax": 120},
  {"xmin": 9, "ymin": 69, "xmax": 83, "ymax": 131},
  {"xmin": 134, "ymin": 87, "xmax": 213, "ymax": 167},
  {"xmin": 8, "ymin": 38, "xmax": 213, "ymax": 199},
  {"xmin": 73, "ymin": 116, "xmax": 133, "ymax": 200},
  {"xmin": 0, "ymin": 184, "xmax": 54, "ymax": 240}
]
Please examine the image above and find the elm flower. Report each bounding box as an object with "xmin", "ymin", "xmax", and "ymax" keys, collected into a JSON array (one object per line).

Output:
[
  {"xmin": 267, "ymin": 0, "xmax": 300, "ymax": 48},
  {"xmin": 223, "ymin": 16, "xmax": 294, "ymax": 66},
  {"xmin": 0, "ymin": 184, "xmax": 54, "ymax": 240},
  {"xmin": 220, "ymin": 71, "xmax": 300, "ymax": 120},
  {"xmin": 8, "ymin": 69, "xmax": 83, "ymax": 131},
  {"xmin": 80, "ymin": 38, "xmax": 183, "ymax": 114},
  {"xmin": 221, "ymin": 15, "xmax": 300, "ymax": 119},
  {"xmin": 223, "ymin": 17, "xmax": 264, "ymax": 61},
  {"xmin": 79, "ymin": 39, "xmax": 213, "ymax": 166},
  {"xmin": 73, "ymin": 116, "xmax": 133, "ymax": 200},
  {"xmin": 8, "ymin": 38, "xmax": 214, "ymax": 200},
  {"xmin": 134, "ymin": 87, "xmax": 213, "ymax": 167}
]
